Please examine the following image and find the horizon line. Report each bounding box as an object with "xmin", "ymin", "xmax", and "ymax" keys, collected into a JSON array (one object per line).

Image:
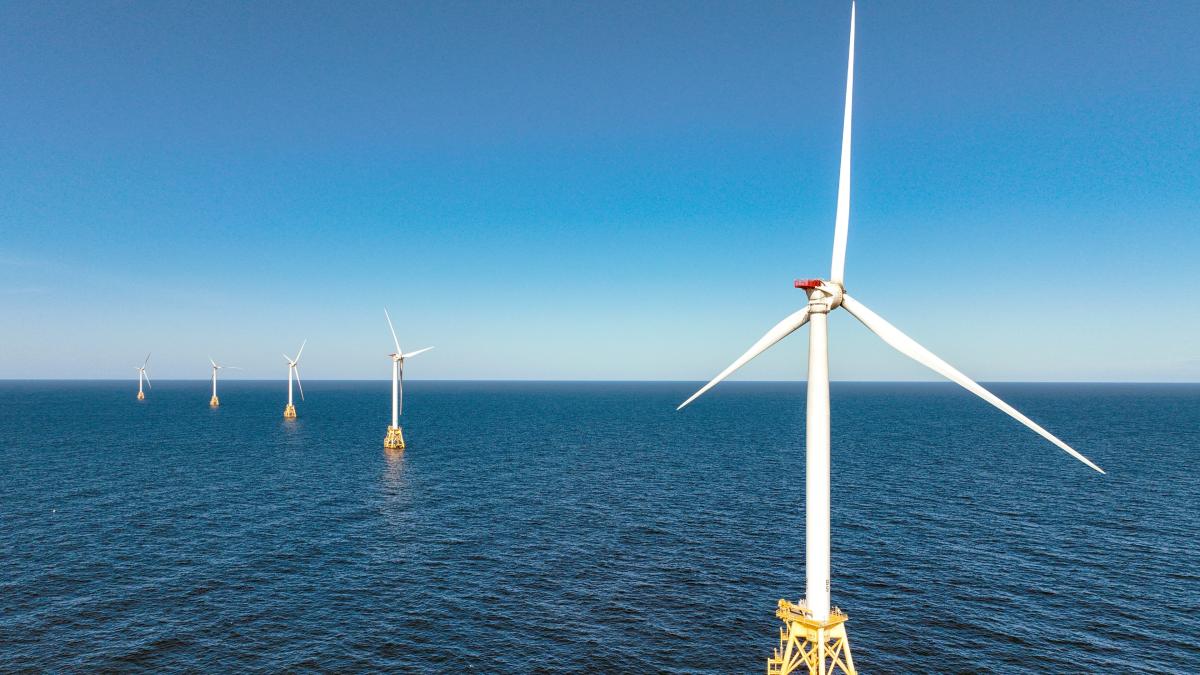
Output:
[{"xmin": 1, "ymin": 378, "xmax": 1196, "ymax": 385}]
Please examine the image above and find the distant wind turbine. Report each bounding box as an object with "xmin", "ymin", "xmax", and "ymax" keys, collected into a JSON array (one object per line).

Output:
[
  {"xmin": 383, "ymin": 308, "xmax": 433, "ymax": 449},
  {"xmin": 135, "ymin": 353, "xmax": 151, "ymax": 400},
  {"xmin": 282, "ymin": 340, "xmax": 306, "ymax": 419},
  {"xmin": 677, "ymin": 4, "xmax": 1104, "ymax": 674},
  {"xmin": 208, "ymin": 357, "xmax": 241, "ymax": 407}
]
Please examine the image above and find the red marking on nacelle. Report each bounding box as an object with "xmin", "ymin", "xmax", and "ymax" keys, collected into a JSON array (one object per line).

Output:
[{"xmin": 794, "ymin": 279, "xmax": 823, "ymax": 289}]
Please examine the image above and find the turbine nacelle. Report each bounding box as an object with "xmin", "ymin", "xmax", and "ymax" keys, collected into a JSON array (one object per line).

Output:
[{"xmin": 795, "ymin": 279, "xmax": 844, "ymax": 312}]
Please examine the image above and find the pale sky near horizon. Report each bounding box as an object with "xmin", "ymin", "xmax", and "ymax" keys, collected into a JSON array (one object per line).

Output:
[{"xmin": 2, "ymin": 1, "xmax": 1197, "ymax": 382}]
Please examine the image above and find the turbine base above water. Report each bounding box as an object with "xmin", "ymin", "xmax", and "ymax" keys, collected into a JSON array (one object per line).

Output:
[
  {"xmin": 768, "ymin": 600, "xmax": 856, "ymax": 675},
  {"xmin": 209, "ymin": 395, "xmax": 219, "ymax": 407},
  {"xmin": 283, "ymin": 404, "xmax": 297, "ymax": 419},
  {"xmin": 384, "ymin": 425, "xmax": 405, "ymax": 450},
  {"xmin": 137, "ymin": 391, "xmax": 145, "ymax": 401}
]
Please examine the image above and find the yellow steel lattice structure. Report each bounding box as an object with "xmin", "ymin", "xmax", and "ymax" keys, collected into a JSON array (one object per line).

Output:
[
  {"xmin": 384, "ymin": 425, "xmax": 405, "ymax": 449},
  {"xmin": 767, "ymin": 599, "xmax": 856, "ymax": 675},
  {"xmin": 283, "ymin": 403, "xmax": 297, "ymax": 419}
]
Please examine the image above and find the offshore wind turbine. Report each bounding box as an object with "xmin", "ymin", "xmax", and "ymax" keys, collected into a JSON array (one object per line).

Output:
[
  {"xmin": 677, "ymin": 4, "xmax": 1104, "ymax": 674},
  {"xmin": 208, "ymin": 357, "xmax": 241, "ymax": 407},
  {"xmin": 282, "ymin": 340, "xmax": 306, "ymax": 419},
  {"xmin": 135, "ymin": 353, "xmax": 151, "ymax": 400},
  {"xmin": 383, "ymin": 308, "xmax": 433, "ymax": 450}
]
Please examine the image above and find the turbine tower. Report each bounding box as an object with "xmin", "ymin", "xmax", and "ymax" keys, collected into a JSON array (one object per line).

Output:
[
  {"xmin": 282, "ymin": 340, "xmax": 306, "ymax": 419},
  {"xmin": 677, "ymin": 5, "xmax": 1104, "ymax": 674},
  {"xmin": 383, "ymin": 308, "xmax": 433, "ymax": 450},
  {"xmin": 135, "ymin": 353, "xmax": 151, "ymax": 400},
  {"xmin": 208, "ymin": 357, "xmax": 240, "ymax": 407}
]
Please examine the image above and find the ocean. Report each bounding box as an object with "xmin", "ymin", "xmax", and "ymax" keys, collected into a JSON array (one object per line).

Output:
[{"xmin": 1, "ymin": 381, "xmax": 1197, "ymax": 672}]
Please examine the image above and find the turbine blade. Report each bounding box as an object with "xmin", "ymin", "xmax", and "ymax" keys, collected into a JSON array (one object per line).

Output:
[
  {"xmin": 144, "ymin": 371, "xmax": 152, "ymax": 388},
  {"xmin": 295, "ymin": 339, "xmax": 306, "ymax": 363},
  {"xmin": 829, "ymin": 1, "xmax": 856, "ymax": 285},
  {"xmin": 677, "ymin": 307, "xmax": 811, "ymax": 410},
  {"xmin": 839, "ymin": 293, "xmax": 1104, "ymax": 473},
  {"xmin": 384, "ymin": 308, "xmax": 402, "ymax": 356},
  {"xmin": 144, "ymin": 352, "xmax": 151, "ymax": 367},
  {"xmin": 284, "ymin": 353, "xmax": 293, "ymax": 363},
  {"xmin": 209, "ymin": 357, "xmax": 217, "ymax": 368},
  {"xmin": 402, "ymin": 346, "xmax": 434, "ymax": 359},
  {"xmin": 294, "ymin": 366, "xmax": 305, "ymax": 401}
]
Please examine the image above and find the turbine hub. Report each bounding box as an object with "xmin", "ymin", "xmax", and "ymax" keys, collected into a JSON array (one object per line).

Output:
[{"xmin": 796, "ymin": 278, "xmax": 843, "ymax": 312}]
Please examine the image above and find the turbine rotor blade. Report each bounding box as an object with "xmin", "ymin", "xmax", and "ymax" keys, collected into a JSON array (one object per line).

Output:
[
  {"xmin": 294, "ymin": 366, "xmax": 305, "ymax": 401},
  {"xmin": 402, "ymin": 346, "xmax": 434, "ymax": 359},
  {"xmin": 295, "ymin": 339, "xmax": 306, "ymax": 363},
  {"xmin": 839, "ymin": 293, "xmax": 1104, "ymax": 473},
  {"xmin": 677, "ymin": 307, "xmax": 811, "ymax": 410},
  {"xmin": 830, "ymin": 2, "xmax": 856, "ymax": 285},
  {"xmin": 284, "ymin": 353, "xmax": 293, "ymax": 363},
  {"xmin": 209, "ymin": 357, "xmax": 217, "ymax": 368},
  {"xmin": 144, "ymin": 371, "xmax": 152, "ymax": 388},
  {"xmin": 144, "ymin": 353, "xmax": 151, "ymax": 367},
  {"xmin": 384, "ymin": 308, "xmax": 402, "ymax": 356}
]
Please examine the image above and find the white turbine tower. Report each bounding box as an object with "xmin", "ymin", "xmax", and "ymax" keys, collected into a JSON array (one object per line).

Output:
[
  {"xmin": 282, "ymin": 340, "xmax": 306, "ymax": 419},
  {"xmin": 135, "ymin": 353, "xmax": 151, "ymax": 400},
  {"xmin": 677, "ymin": 4, "xmax": 1104, "ymax": 674},
  {"xmin": 383, "ymin": 308, "xmax": 433, "ymax": 450},
  {"xmin": 208, "ymin": 357, "xmax": 241, "ymax": 407}
]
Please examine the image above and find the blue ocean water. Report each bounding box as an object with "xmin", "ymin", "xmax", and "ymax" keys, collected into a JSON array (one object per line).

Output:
[{"xmin": 1, "ymin": 380, "xmax": 1197, "ymax": 672}]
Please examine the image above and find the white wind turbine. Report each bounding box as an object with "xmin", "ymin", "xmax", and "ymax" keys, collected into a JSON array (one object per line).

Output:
[
  {"xmin": 677, "ymin": 4, "xmax": 1104, "ymax": 674},
  {"xmin": 282, "ymin": 340, "xmax": 306, "ymax": 419},
  {"xmin": 135, "ymin": 353, "xmax": 151, "ymax": 400},
  {"xmin": 383, "ymin": 308, "xmax": 433, "ymax": 449},
  {"xmin": 208, "ymin": 357, "xmax": 241, "ymax": 407}
]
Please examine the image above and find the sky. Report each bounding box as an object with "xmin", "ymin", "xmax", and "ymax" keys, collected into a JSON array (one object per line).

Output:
[{"xmin": 1, "ymin": 1, "xmax": 1197, "ymax": 381}]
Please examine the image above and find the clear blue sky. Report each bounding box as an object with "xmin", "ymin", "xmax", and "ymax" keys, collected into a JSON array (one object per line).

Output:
[{"xmin": 2, "ymin": 1, "xmax": 1197, "ymax": 381}]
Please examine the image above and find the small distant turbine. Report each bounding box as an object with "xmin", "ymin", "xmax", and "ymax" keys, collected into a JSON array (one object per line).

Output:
[
  {"xmin": 208, "ymin": 357, "xmax": 241, "ymax": 407},
  {"xmin": 282, "ymin": 340, "xmax": 306, "ymax": 419},
  {"xmin": 677, "ymin": 4, "xmax": 1103, "ymax": 674},
  {"xmin": 383, "ymin": 308, "xmax": 433, "ymax": 450},
  {"xmin": 135, "ymin": 353, "xmax": 151, "ymax": 400}
]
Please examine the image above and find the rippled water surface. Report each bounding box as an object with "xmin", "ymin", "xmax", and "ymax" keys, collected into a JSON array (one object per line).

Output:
[{"xmin": 1, "ymin": 381, "xmax": 1197, "ymax": 672}]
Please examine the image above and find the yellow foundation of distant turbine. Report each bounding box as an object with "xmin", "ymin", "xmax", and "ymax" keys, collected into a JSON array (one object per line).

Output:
[
  {"xmin": 767, "ymin": 600, "xmax": 856, "ymax": 675},
  {"xmin": 283, "ymin": 404, "xmax": 297, "ymax": 419},
  {"xmin": 210, "ymin": 395, "xmax": 219, "ymax": 407},
  {"xmin": 137, "ymin": 391, "xmax": 145, "ymax": 400},
  {"xmin": 384, "ymin": 425, "xmax": 405, "ymax": 450}
]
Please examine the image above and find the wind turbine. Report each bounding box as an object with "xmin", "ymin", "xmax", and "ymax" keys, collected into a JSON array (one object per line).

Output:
[
  {"xmin": 282, "ymin": 340, "xmax": 306, "ymax": 419},
  {"xmin": 676, "ymin": 4, "xmax": 1104, "ymax": 674},
  {"xmin": 208, "ymin": 357, "xmax": 241, "ymax": 407},
  {"xmin": 383, "ymin": 308, "xmax": 433, "ymax": 449},
  {"xmin": 135, "ymin": 353, "xmax": 151, "ymax": 400}
]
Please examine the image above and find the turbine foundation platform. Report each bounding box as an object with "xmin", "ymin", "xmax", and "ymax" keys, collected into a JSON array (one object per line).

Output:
[
  {"xmin": 210, "ymin": 395, "xmax": 219, "ymax": 407},
  {"xmin": 137, "ymin": 391, "xmax": 145, "ymax": 400},
  {"xmin": 384, "ymin": 425, "xmax": 405, "ymax": 450},
  {"xmin": 283, "ymin": 403, "xmax": 296, "ymax": 419},
  {"xmin": 767, "ymin": 599, "xmax": 856, "ymax": 675}
]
